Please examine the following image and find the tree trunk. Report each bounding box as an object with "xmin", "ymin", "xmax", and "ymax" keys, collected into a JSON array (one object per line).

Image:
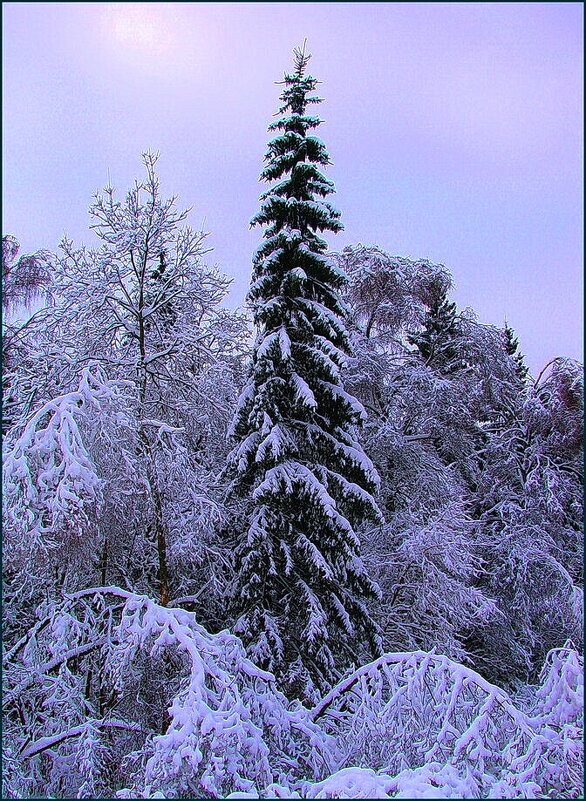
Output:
[{"xmin": 135, "ymin": 243, "xmax": 170, "ymax": 607}]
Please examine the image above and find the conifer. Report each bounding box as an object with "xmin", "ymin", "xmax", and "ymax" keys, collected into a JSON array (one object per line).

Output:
[
  {"xmin": 229, "ymin": 44, "xmax": 382, "ymax": 695},
  {"xmin": 408, "ymin": 290, "xmax": 463, "ymax": 374},
  {"xmin": 504, "ymin": 322, "xmax": 529, "ymax": 384}
]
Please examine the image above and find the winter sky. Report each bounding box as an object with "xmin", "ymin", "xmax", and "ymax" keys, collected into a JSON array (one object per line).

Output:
[{"xmin": 2, "ymin": 2, "xmax": 583, "ymax": 374}]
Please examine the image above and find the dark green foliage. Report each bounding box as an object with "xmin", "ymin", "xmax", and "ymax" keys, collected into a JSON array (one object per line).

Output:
[
  {"xmin": 504, "ymin": 323, "xmax": 529, "ymax": 385},
  {"xmin": 229, "ymin": 46, "xmax": 382, "ymax": 697},
  {"xmin": 408, "ymin": 290, "xmax": 464, "ymax": 374}
]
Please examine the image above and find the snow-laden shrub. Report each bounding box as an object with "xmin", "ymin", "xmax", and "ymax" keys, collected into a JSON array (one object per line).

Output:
[
  {"xmin": 106, "ymin": 592, "xmax": 332, "ymax": 797},
  {"xmin": 4, "ymin": 586, "xmax": 582, "ymax": 799},
  {"xmin": 309, "ymin": 649, "xmax": 584, "ymax": 798},
  {"xmin": 532, "ymin": 644, "xmax": 583, "ymax": 728},
  {"xmin": 521, "ymin": 645, "xmax": 584, "ymax": 796},
  {"xmin": 3, "ymin": 588, "xmax": 333, "ymax": 799},
  {"xmin": 2, "ymin": 590, "xmax": 140, "ymax": 798},
  {"xmin": 2, "ymin": 365, "xmax": 136, "ymax": 650}
]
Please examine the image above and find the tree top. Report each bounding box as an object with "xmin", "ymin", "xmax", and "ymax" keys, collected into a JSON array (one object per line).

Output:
[{"xmin": 293, "ymin": 39, "xmax": 311, "ymax": 78}]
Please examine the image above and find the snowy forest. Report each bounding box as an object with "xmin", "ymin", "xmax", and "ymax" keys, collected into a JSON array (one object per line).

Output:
[{"xmin": 2, "ymin": 46, "xmax": 583, "ymax": 799}]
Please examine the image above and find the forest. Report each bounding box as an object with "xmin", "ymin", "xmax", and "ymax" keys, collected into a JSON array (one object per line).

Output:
[{"xmin": 2, "ymin": 46, "xmax": 583, "ymax": 799}]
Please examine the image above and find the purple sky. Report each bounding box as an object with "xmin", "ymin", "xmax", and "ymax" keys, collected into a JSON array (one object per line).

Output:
[{"xmin": 3, "ymin": 2, "xmax": 583, "ymax": 374}]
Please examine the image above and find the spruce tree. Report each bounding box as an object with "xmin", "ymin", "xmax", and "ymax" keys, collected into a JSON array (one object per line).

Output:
[
  {"xmin": 228, "ymin": 44, "xmax": 382, "ymax": 696},
  {"xmin": 408, "ymin": 289, "xmax": 463, "ymax": 374},
  {"xmin": 503, "ymin": 322, "xmax": 529, "ymax": 384}
]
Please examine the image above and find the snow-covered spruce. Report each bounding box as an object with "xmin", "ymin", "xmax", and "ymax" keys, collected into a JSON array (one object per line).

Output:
[{"xmin": 228, "ymin": 45, "xmax": 382, "ymax": 696}]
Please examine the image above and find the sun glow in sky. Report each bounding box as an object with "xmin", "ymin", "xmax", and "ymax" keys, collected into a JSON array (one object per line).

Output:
[{"xmin": 106, "ymin": 3, "xmax": 175, "ymax": 58}]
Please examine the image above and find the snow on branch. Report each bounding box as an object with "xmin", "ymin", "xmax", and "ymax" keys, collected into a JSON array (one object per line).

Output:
[
  {"xmin": 105, "ymin": 593, "xmax": 332, "ymax": 797},
  {"xmin": 20, "ymin": 719, "xmax": 145, "ymax": 760},
  {"xmin": 3, "ymin": 365, "xmax": 126, "ymax": 557},
  {"xmin": 310, "ymin": 648, "xmax": 584, "ymax": 797}
]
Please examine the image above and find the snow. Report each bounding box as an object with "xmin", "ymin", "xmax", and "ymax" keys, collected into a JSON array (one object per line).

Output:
[
  {"xmin": 316, "ymin": 380, "xmax": 367, "ymax": 421},
  {"xmin": 3, "ymin": 53, "xmax": 582, "ymax": 801},
  {"xmin": 20, "ymin": 718, "xmax": 143, "ymax": 760},
  {"xmin": 288, "ymin": 266, "xmax": 308, "ymax": 280},
  {"xmin": 279, "ymin": 326, "xmax": 292, "ymax": 359},
  {"xmin": 292, "ymin": 372, "xmax": 318, "ymax": 409},
  {"xmin": 306, "ymin": 135, "xmax": 327, "ymax": 149},
  {"xmin": 255, "ymin": 424, "xmax": 296, "ymax": 464},
  {"xmin": 105, "ymin": 593, "xmax": 329, "ymax": 797},
  {"xmin": 303, "ymin": 423, "xmax": 381, "ymax": 489},
  {"xmin": 253, "ymin": 461, "xmax": 353, "ymax": 536},
  {"xmin": 532, "ymin": 644, "xmax": 584, "ymax": 728},
  {"xmin": 2, "ymin": 366, "xmax": 118, "ymax": 551},
  {"xmin": 256, "ymin": 328, "xmax": 292, "ymax": 363},
  {"xmin": 269, "ymin": 113, "xmax": 322, "ymax": 128},
  {"xmin": 319, "ymin": 467, "xmax": 377, "ymax": 518},
  {"xmin": 304, "ymin": 766, "xmax": 396, "ymax": 798},
  {"xmin": 293, "ymin": 764, "xmax": 481, "ymax": 798}
]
